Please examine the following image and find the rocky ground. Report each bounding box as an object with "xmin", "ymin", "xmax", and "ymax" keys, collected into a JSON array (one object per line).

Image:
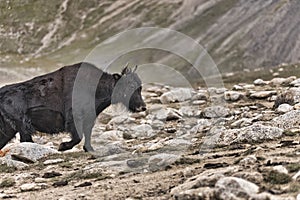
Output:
[{"xmin": 2, "ymin": 68, "xmax": 300, "ymax": 199}]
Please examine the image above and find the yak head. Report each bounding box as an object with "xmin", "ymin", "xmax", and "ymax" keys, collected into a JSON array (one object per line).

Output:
[{"xmin": 112, "ymin": 64, "xmax": 146, "ymax": 112}]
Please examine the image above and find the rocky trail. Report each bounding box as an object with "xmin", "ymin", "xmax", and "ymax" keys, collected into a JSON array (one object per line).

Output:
[{"xmin": 1, "ymin": 65, "xmax": 300, "ymax": 199}]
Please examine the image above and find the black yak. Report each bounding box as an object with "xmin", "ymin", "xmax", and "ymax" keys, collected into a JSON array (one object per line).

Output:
[{"xmin": 0, "ymin": 62, "xmax": 146, "ymax": 152}]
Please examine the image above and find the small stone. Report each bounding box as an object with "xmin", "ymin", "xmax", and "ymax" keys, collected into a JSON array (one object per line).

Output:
[
  {"xmin": 203, "ymin": 106, "xmax": 230, "ymax": 118},
  {"xmin": 239, "ymin": 155, "xmax": 257, "ymax": 166},
  {"xmin": 42, "ymin": 171, "xmax": 62, "ymax": 178},
  {"xmin": 98, "ymin": 130, "xmax": 123, "ymax": 141},
  {"xmin": 192, "ymin": 91, "xmax": 209, "ymax": 101},
  {"xmin": 250, "ymin": 90, "xmax": 277, "ymax": 99},
  {"xmin": 233, "ymin": 85, "xmax": 244, "ymax": 90},
  {"xmin": 277, "ymin": 103, "xmax": 293, "ymax": 113},
  {"xmin": 290, "ymin": 78, "xmax": 300, "ymax": 87},
  {"xmin": 53, "ymin": 180, "xmax": 68, "ymax": 187},
  {"xmin": 230, "ymin": 118, "xmax": 252, "ymax": 128},
  {"xmin": 151, "ymin": 120, "xmax": 164, "ymax": 128},
  {"xmin": 269, "ymin": 77, "xmax": 289, "ymax": 86},
  {"xmin": 233, "ymin": 172, "xmax": 264, "ymax": 184},
  {"xmin": 43, "ymin": 158, "xmax": 64, "ymax": 165},
  {"xmin": 4, "ymin": 142, "xmax": 59, "ymax": 163},
  {"xmin": 165, "ymin": 139, "xmax": 192, "ymax": 147},
  {"xmin": 190, "ymin": 119, "xmax": 212, "ymax": 134},
  {"xmin": 154, "ymin": 108, "xmax": 182, "ymax": 121},
  {"xmin": 148, "ymin": 153, "xmax": 180, "ymax": 171},
  {"xmin": 131, "ymin": 124, "xmax": 154, "ymax": 138},
  {"xmin": 20, "ymin": 183, "xmax": 48, "ymax": 192},
  {"xmin": 273, "ymin": 165, "xmax": 288, "ymax": 174},
  {"xmin": 292, "ymin": 170, "xmax": 300, "ymax": 181},
  {"xmin": 0, "ymin": 156, "xmax": 29, "ymax": 170},
  {"xmin": 243, "ymin": 84, "xmax": 255, "ymax": 89},
  {"xmin": 253, "ymin": 79, "xmax": 267, "ymax": 85},
  {"xmin": 192, "ymin": 100, "xmax": 206, "ymax": 105},
  {"xmin": 34, "ymin": 178, "xmax": 47, "ymax": 183},
  {"xmin": 179, "ymin": 106, "xmax": 201, "ymax": 117},
  {"xmin": 160, "ymin": 88, "xmax": 192, "ymax": 104},
  {"xmin": 215, "ymin": 177, "xmax": 259, "ymax": 199},
  {"xmin": 74, "ymin": 182, "xmax": 92, "ymax": 188},
  {"xmin": 224, "ymin": 91, "xmax": 243, "ymax": 101},
  {"xmin": 272, "ymin": 110, "xmax": 300, "ymax": 129},
  {"xmin": 206, "ymin": 124, "xmax": 283, "ymax": 146},
  {"xmin": 294, "ymin": 103, "xmax": 300, "ymax": 110}
]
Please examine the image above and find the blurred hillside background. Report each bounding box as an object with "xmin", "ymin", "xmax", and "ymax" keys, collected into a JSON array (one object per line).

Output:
[{"xmin": 0, "ymin": 0, "xmax": 299, "ymax": 85}]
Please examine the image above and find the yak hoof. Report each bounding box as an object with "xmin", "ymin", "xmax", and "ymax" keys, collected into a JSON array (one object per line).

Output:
[
  {"xmin": 58, "ymin": 142, "xmax": 73, "ymax": 151},
  {"xmin": 83, "ymin": 145, "xmax": 94, "ymax": 152}
]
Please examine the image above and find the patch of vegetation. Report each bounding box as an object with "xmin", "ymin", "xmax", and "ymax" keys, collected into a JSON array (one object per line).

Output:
[
  {"xmin": 288, "ymin": 182, "xmax": 300, "ymax": 193},
  {"xmin": 263, "ymin": 170, "xmax": 291, "ymax": 185},
  {"xmin": 0, "ymin": 178, "xmax": 15, "ymax": 188},
  {"xmin": 273, "ymin": 91, "xmax": 294, "ymax": 109},
  {"xmin": 65, "ymin": 170, "xmax": 108, "ymax": 181},
  {"xmin": 174, "ymin": 157, "xmax": 201, "ymax": 165},
  {"xmin": 283, "ymin": 130, "xmax": 299, "ymax": 137},
  {"xmin": 59, "ymin": 161, "xmax": 73, "ymax": 169},
  {"xmin": 286, "ymin": 163, "xmax": 300, "ymax": 173},
  {"xmin": 0, "ymin": 164, "xmax": 17, "ymax": 173}
]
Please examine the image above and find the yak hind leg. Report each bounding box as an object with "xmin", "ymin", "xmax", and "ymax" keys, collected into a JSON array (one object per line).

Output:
[
  {"xmin": 18, "ymin": 117, "xmax": 35, "ymax": 143},
  {"xmin": 83, "ymin": 123, "xmax": 95, "ymax": 152},
  {"xmin": 58, "ymin": 122, "xmax": 82, "ymax": 151}
]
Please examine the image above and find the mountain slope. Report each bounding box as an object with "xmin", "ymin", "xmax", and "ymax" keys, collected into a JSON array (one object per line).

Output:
[{"xmin": 0, "ymin": 0, "xmax": 299, "ymax": 72}]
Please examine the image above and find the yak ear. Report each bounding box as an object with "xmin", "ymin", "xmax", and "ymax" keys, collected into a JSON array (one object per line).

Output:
[
  {"xmin": 113, "ymin": 73, "xmax": 121, "ymax": 80},
  {"xmin": 133, "ymin": 65, "xmax": 138, "ymax": 72},
  {"xmin": 121, "ymin": 63, "xmax": 130, "ymax": 75}
]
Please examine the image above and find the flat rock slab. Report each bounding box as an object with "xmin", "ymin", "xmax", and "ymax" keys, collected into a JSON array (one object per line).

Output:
[{"xmin": 4, "ymin": 142, "xmax": 59, "ymax": 163}]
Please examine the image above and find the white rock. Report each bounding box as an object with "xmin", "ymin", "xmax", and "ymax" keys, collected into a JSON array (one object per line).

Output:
[
  {"xmin": 273, "ymin": 165, "xmax": 288, "ymax": 174},
  {"xmin": 224, "ymin": 91, "xmax": 243, "ymax": 101},
  {"xmin": 290, "ymin": 78, "xmax": 300, "ymax": 87},
  {"xmin": 4, "ymin": 143, "xmax": 59, "ymax": 163},
  {"xmin": 20, "ymin": 183, "xmax": 48, "ymax": 192},
  {"xmin": 277, "ymin": 103, "xmax": 293, "ymax": 113},
  {"xmin": 160, "ymin": 88, "xmax": 192, "ymax": 104},
  {"xmin": 250, "ymin": 90, "xmax": 277, "ymax": 99},
  {"xmin": 98, "ymin": 130, "xmax": 123, "ymax": 141},
  {"xmin": 239, "ymin": 155, "xmax": 257, "ymax": 166},
  {"xmin": 179, "ymin": 106, "xmax": 201, "ymax": 117},
  {"xmin": 203, "ymin": 106, "xmax": 230, "ymax": 118},
  {"xmin": 233, "ymin": 85, "xmax": 244, "ymax": 90},
  {"xmin": 43, "ymin": 158, "xmax": 64, "ymax": 165},
  {"xmin": 272, "ymin": 110, "xmax": 300, "ymax": 129},
  {"xmin": 35, "ymin": 178, "xmax": 48, "ymax": 183},
  {"xmin": 165, "ymin": 139, "xmax": 192, "ymax": 147},
  {"xmin": 215, "ymin": 177, "xmax": 259, "ymax": 199},
  {"xmin": 151, "ymin": 120, "xmax": 164, "ymax": 128},
  {"xmin": 243, "ymin": 84, "xmax": 255, "ymax": 89},
  {"xmin": 292, "ymin": 170, "xmax": 300, "ymax": 180},
  {"xmin": 206, "ymin": 124, "xmax": 283, "ymax": 146},
  {"xmin": 289, "ymin": 87, "xmax": 300, "ymax": 103},
  {"xmin": 253, "ymin": 79, "xmax": 267, "ymax": 85},
  {"xmin": 192, "ymin": 100, "xmax": 206, "ymax": 105},
  {"xmin": 153, "ymin": 108, "xmax": 182, "ymax": 121},
  {"xmin": 0, "ymin": 156, "xmax": 29, "ymax": 169},
  {"xmin": 192, "ymin": 91, "xmax": 209, "ymax": 101},
  {"xmin": 148, "ymin": 153, "xmax": 180, "ymax": 171},
  {"xmin": 190, "ymin": 119, "xmax": 212, "ymax": 134},
  {"xmin": 131, "ymin": 124, "xmax": 154, "ymax": 138},
  {"xmin": 269, "ymin": 77, "xmax": 288, "ymax": 86},
  {"xmin": 230, "ymin": 118, "xmax": 252, "ymax": 128}
]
